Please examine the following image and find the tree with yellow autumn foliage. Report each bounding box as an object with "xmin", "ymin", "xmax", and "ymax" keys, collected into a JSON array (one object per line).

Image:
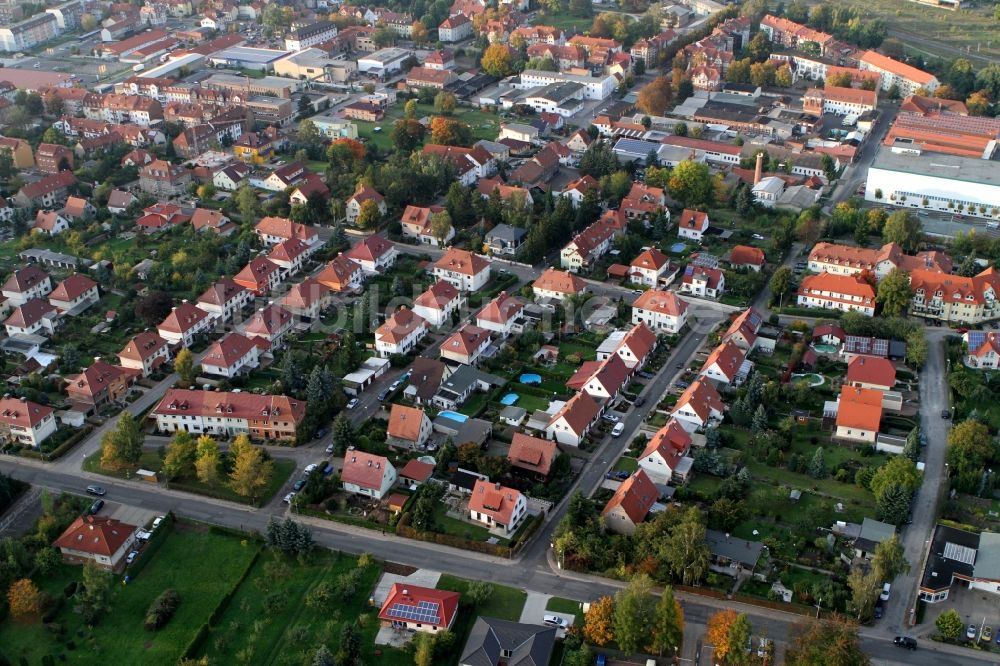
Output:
[
  {"xmin": 7, "ymin": 578, "xmax": 42, "ymax": 618},
  {"xmin": 583, "ymin": 595, "xmax": 615, "ymax": 646}
]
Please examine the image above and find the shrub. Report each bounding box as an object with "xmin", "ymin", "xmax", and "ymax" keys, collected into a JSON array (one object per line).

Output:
[{"xmin": 144, "ymin": 589, "xmax": 180, "ymax": 631}]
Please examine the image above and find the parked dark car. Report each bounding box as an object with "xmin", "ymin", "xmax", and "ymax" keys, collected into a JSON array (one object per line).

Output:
[
  {"xmin": 85, "ymin": 485, "xmax": 106, "ymax": 496},
  {"xmin": 88, "ymin": 499, "xmax": 104, "ymax": 515},
  {"xmin": 293, "ymin": 479, "xmax": 306, "ymax": 492},
  {"xmin": 634, "ymin": 396, "xmax": 646, "ymax": 407},
  {"xmin": 893, "ymin": 636, "xmax": 917, "ymax": 650}
]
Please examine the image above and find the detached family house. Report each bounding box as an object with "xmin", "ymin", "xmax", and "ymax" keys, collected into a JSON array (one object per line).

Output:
[
  {"xmin": 602, "ymin": 470, "xmax": 659, "ymax": 535},
  {"xmin": 469, "ymin": 479, "xmax": 527, "ymax": 535},
  {"xmin": 545, "ymin": 392, "xmax": 600, "ymax": 447},
  {"xmin": 387, "ymin": 404, "xmax": 433, "ymax": 450}
]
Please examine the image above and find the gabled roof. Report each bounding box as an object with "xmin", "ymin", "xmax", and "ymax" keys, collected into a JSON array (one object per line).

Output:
[
  {"xmin": 640, "ymin": 417, "xmax": 691, "ymax": 467},
  {"xmin": 617, "ymin": 322, "xmax": 657, "ymax": 361},
  {"xmin": 679, "ymin": 209, "xmax": 708, "ymax": 230},
  {"xmin": 846, "ymin": 355, "xmax": 896, "ymax": 388},
  {"xmin": 601, "ymin": 469, "xmax": 657, "ymax": 525},
  {"xmin": 279, "ymin": 277, "xmax": 330, "ymax": 310},
  {"xmin": 197, "ymin": 278, "xmax": 247, "ymax": 307},
  {"xmin": 700, "ymin": 340, "xmax": 746, "ymax": 381},
  {"xmin": 341, "ymin": 449, "xmax": 392, "ymax": 490},
  {"xmin": 202, "ymin": 332, "xmax": 256, "ymax": 369},
  {"xmin": 349, "ymin": 183, "xmax": 384, "ymax": 205},
  {"xmin": 119, "ymin": 331, "xmax": 168, "ymax": 362},
  {"xmin": 243, "ymin": 304, "xmax": 292, "ymax": 337},
  {"xmin": 49, "ymin": 273, "xmax": 97, "ymax": 303},
  {"xmin": 399, "ymin": 459, "xmax": 434, "ymax": 482},
  {"xmin": 460, "ymin": 617, "xmax": 556, "ymax": 666},
  {"xmin": 376, "ymin": 307, "xmax": 426, "ymax": 344},
  {"xmin": 191, "ymin": 208, "xmax": 228, "ymax": 231},
  {"xmin": 234, "ymin": 257, "xmax": 280, "ymax": 287},
  {"xmin": 476, "ymin": 291, "xmax": 523, "ymax": 325},
  {"xmin": 34, "ymin": 210, "xmax": 67, "ymax": 231},
  {"xmin": 153, "ymin": 388, "xmax": 305, "ymax": 424},
  {"xmin": 0, "ymin": 397, "xmax": 53, "ymax": 429},
  {"xmin": 346, "ymin": 234, "xmax": 394, "ymax": 263},
  {"xmin": 387, "ymin": 404, "xmax": 428, "ymax": 442},
  {"xmin": 2, "ymin": 265, "xmax": 49, "ymax": 294},
  {"xmin": 469, "ymin": 479, "xmax": 523, "ymax": 526},
  {"xmin": 508, "ymin": 432, "xmax": 558, "ymax": 476},
  {"xmin": 630, "ymin": 247, "xmax": 669, "ymax": 272},
  {"xmin": 315, "ymin": 254, "xmax": 360, "ymax": 286},
  {"xmin": 158, "ymin": 302, "xmax": 211, "ymax": 334},
  {"xmin": 378, "ymin": 583, "xmax": 460, "ymax": 630},
  {"xmin": 5, "ymin": 298, "xmax": 56, "ymax": 329},
  {"xmin": 66, "ymin": 360, "xmax": 135, "ymax": 398},
  {"xmin": 53, "ymin": 515, "xmax": 137, "ymax": 556},
  {"xmin": 547, "ymin": 392, "xmax": 599, "ymax": 434},
  {"xmin": 415, "ymin": 280, "xmax": 461, "ymax": 311},
  {"xmin": 255, "ymin": 216, "xmax": 318, "ymax": 243},
  {"xmin": 672, "ymin": 378, "xmax": 724, "ymax": 422},
  {"xmin": 268, "ymin": 238, "xmax": 310, "ymax": 264},
  {"xmin": 567, "ymin": 354, "xmax": 630, "ymax": 396},
  {"xmin": 18, "ymin": 171, "xmax": 76, "ymax": 200},
  {"xmin": 441, "ymin": 324, "xmax": 491, "ymax": 358},
  {"xmin": 836, "ymin": 385, "xmax": 883, "ymax": 432}
]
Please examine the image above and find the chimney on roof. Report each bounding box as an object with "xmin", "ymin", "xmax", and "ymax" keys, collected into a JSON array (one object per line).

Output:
[{"xmin": 753, "ymin": 152, "xmax": 763, "ymax": 186}]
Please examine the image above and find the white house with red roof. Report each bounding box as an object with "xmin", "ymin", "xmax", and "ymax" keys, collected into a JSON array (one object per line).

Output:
[
  {"xmin": 201, "ymin": 332, "xmax": 260, "ymax": 378},
  {"xmin": 596, "ymin": 322, "xmax": 658, "ymax": 369},
  {"xmin": 964, "ymin": 331, "xmax": 1000, "ymax": 370},
  {"xmin": 469, "ymin": 479, "xmax": 527, "ymax": 534},
  {"xmin": 341, "ymin": 449, "xmax": 397, "ymax": 499},
  {"xmin": 401, "ymin": 204, "xmax": 453, "ymax": 246},
  {"xmin": 158, "ymin": 302, "xmax": 216, "ymax": 347},
  {"xmin": 671, "ymin": 379, "xmax": 725, "ymax": 431},
  {"xmin": 721, "ymin": 308, "xmax": 763, "ymax": 351},
  {"xmin": 315, "ymin": 254, "xmax": 363, "ymax": 292},
  {"xmin": 255, "ymin": 216, "xmax": 321, "ymax": 247},
  {"xmin": 53, "ymin": 515, "xmax": 138, "ymax": 571},
  {"xmin": 278, "ymin": 278, "xmax": 333, "ymax": 320},
  {"xmin": 475, "ymin": 292, "xmax": 524, "ymax": 338},
  {"xmin": 196, "ymin": 278, "xmax": 252, "ymax": 323},
  {"xmin": 699, "ymin": 340, "xmax": 748, "ymax": 385},
  {"xmin": 346, "ymin": 184, "xmax": 387, "ymax": 224},
  {"xmin": 387, "ymin": 403, "xmax": 433, "ymax": 450},
  {"xmin": 678, "ymin": 209, "xmax": 709, "ymax": 241},
  {"xmin": 152, "ymin": 389, "xmax": 306, "ymax": 441},
  {"xmin": 728, "ymin": 245, "xmax": 765, "ymax": 272},
  {"xmin": 118, "ymin": 331, "xmax": 171, "ymax": 377},
  {"xmin": 835, "ymin": 386, "xmax": 883, "ymax": 443},
  {"xmin": 33, "ymin": 210, "xmax": 70, "ymax": 236},
  {"xmin": 601, "ymin": 470, "xmax": 658, "ymax": 535},
  {"xmin": 0, "ymin": 396, "xmax": 57, "ymax": 448},
  {"xmin": 845, "ymin": 355, "xmax": 896, "ymax": 392},
  {"xmin": 432, "ymin": 248, "xmax": 491, "ymax": 292},
  {"xmin": 631, "ymin": 289, "xmax": 688, "ymax": 334},
  {"xmin": 345, "ymin": 235, "xmax": 398, "ymax": 273},
  {"xmin": 532, "ymin": 268, "xmax": 587, "ymax": 303},
  {"xmin": 566, "ymin": 354, "xmax": 631, "ymax": 403},
  {"xmin": 242, "ymin": 305, "xmax": 294, "ymax": 350},
  {"xmin": 413, "ymin": 280, "xmax": 465, "ymax": 327},
  {"xmin": 268, "ymin": 238, "xmax": 312, "ymax": 277},
  {"xmin": 680, "ymin": 266, "xmax": 725, "ymax": 299},
  {"xmin": 560, "ymin": 174, "xmax": 599, "ymax": 207},
  {"xmin": 234, "ymin": 257, "xmax": 282, "ymax": 296},
  {"xmin": 545, "ymin": 392, "xmax": 600, "ymax": 446},
  {"xmin": 191, "ymin": 209, "xmax": 233, "ymax": 235},
  {"xmin": 5, "ymin": 299, "xmax": 59, "ymax": 337},
  {"xmin": 375, "ymin": 307, "xmax": 428, "ymax": 357},
  {"xmin": 378, "ymin": 584, "xmax": 460, "ymax": 634},
  {"xmin": 399, "ymin": 459, "xmax": 434, "ymax": 489},
  {"xmin": 560, "ymin": 218, "xmax": 617, "ymax": 272},
  {"xmin": 48, "ymin": 273, "xmax": 99, "ymax": 315},
  {"xmin": 629, "ymin": 247, "xmax": 672, "ymax": 287},
  {"xmin": 796, "ymin": 272, "xmax": 876, "ymax": 317},
  {"xmin": 638, "ymin": 418, "xmax": 693, "ymax": 484},
  {"xmin": 440, "ymin": 324, "xmax": 492, "ymax": 366},
  {"xmin": 2, "ymin": 265, "xmax": 52, "ymax": 306}
]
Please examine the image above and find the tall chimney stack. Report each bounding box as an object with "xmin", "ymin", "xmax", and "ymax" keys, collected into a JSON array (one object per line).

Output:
[{"xmin": 753, "ymin": 152, "xmax": 763, "ymax": 186}]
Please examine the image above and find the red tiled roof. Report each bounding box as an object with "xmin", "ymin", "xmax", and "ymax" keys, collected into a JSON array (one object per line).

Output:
[
  {"xmin": 158, "ymin": 302, "xmax": 211, "ymax": 334},
  {"xmin": 640, "ymin": 417, "xmax": 691, "ymax": 469},
  {"xmin": 700, "ymin": 340, "xmax": 746, "ymax": 381},
  {"xmin": 533, "ymin": 267, "xmax": 586, "ymax": 295},
  {"xmin": 433, "ymin": 248, "xmax": 490, "ymax": 277},
  {"xmin": 341, "ymin": 449, "xmax": 392, "ymax": 490},
  {"xmin": 202, "ymin": 332, "xmax": 256, "ymax": 369},
  {"xmin": 547, "ymin": 392, "xmax": 599, "ymax": 435},
  {"xmin": 729, "ymin": 245, "xmax": 765, "ymax": 267},
  {"xmin": 49, "ymin": 273, "xmax": 96, "ymax": 303},
  {"xmin": 672, "ymin": 378, "xmax": 724, "ymax": 423},
  {"xmin": 376, "ymin": 307, "xmax": 426, "ymax": 344},
  {"xmin": 632, "ymin": 289, "xmax": 687, "ymax": 317},
  {"xmin": 476, "ymin": 291, "xmax": 523, "ymax": 325},
  {"xmin": 836, "ymin": 385, "xmax": 883, "ymax": 432},
  {"xmin": 2, "ymin": 265, "xmax": 49, "ymax": 294},
  {"xmin": 508, "ymin": 432, "xmax": 557, "ymax": 476},
  {"xmin": 399, "ymin": 458, "xmax": 434, "ymax": 482},
  {"xmin": 415, "ymin": 280, "xmax": 461, "ymax": 311},
  {"xmin": 859, "ymin": 50, "xmax": 936, "ymax": 85},
  {"xmin": 119, "ymin": 331, "xmax": 168, "ymax": 362},
  {"xmin": 631, "ymin": 247, "xmax": 669, "ymax": 271},
  {"xmin": 601, "ymin": 469, "xmax": 658, "ymax": 525},
  {"xmin": 153, "ymin": 388, "xmax": 305, "ymax": 425},
  {"xmin": 197, "ymin": 278, "xmax": 247, "ymax": 307},
  {"xmin": 387, "ymin": 404, "xmax": 427, "ymax": 442},
  {"xmin": 53, "ymin": 515, "xmax": 137, "ymax": 556},
  {"xmin": 679, "ymin": 209, "xmax": 708, "ymax": 231},
  {"xmin": 5, "ymin": 298, "xmax": 56, "ymax": 329},
  {"xmin": 255, "ymin": 216, "xmax": 318, "ymax": 243},
  {"xmin": 469, "ymin": 479, "xmax": 523, "ymax": 527},
  {"xmin": 279, "ymin": 277, "xmax": 330, "ymax": 310},
  {"xmin": 378, "ymin": 584, "xmax": 460, "ymax": 629},
  {"xmin": 441, "ymin": 324, "xmax": 490, "ymax": 358},
  {"xmin": 66, "ymin": 360, "xmax": 135, "ymax": 398},
  {"xmin": 346, "ymin": 235, "xmax": 394, "ymax": 263},
  {"xmin": 846, "ymin": 355, "xmax": 896, "ymax": 388},
  {"xmin": 0, "ymin": 396, "xmax": 53, "ymax": 429}
]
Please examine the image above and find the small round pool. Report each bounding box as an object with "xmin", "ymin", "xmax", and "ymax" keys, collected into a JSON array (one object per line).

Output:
[
  {"xmin": 791, "ymin": 373, "xmax": 825, "ymax": 387},
  {"xmin": 812, "ymin": 344, "xmax": 838, "ymax": 354},
  {"xmin": 519, "ymin": 374, "xmax": 542, "ymax": 385},
  {"xmin": 438, "ymin": 410, "xmax": 469, "ymax": 423},
  {"xmin": 500, "ymin": 393, "xmax": 519, "ymax": 405},
  {"xmin": 670, "ymin": 242, "xmax": 687, "ymax": 253}
]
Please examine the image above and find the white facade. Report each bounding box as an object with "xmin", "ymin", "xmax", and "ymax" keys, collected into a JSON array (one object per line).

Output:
[
  {"xmin": 432, "ymin": 264, "xmax": 490, "ymax": 292},
  {"xmin": 631, "ymin": 305, "xmax": 687, "ymax": 334},
  {"xmin": 517, "ymin": 69, "xmax": 617, "ymax": 101}
]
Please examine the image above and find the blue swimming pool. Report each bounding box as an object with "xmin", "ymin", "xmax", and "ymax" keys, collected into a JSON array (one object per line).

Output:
[
  {"xmin": 438, "ymin": 410, "xmax": 469, "ymax": 423},
  {"xmin": 670, "ymin": 242, "xmax": 687, "ymax": 253},
  {"xmin": 500, "ymin": 393, "xmax": 519, "ymax": 405},
  {"xmin": 520, "ymin": 374, "xmax": 542, "ymax": 385}
]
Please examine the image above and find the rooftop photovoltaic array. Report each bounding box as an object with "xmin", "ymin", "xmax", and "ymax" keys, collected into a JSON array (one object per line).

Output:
[{"xmin": 387, "ymin": 601, "xmax": 440, "ymax": 623}]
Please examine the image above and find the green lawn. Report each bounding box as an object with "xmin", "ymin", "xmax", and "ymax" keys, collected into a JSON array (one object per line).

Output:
[
  {"xmin": 353, "ymin": 102, "xmax": 502, "ymax": 150},
  {"xmin": 436, "ymin": 574, "xmax": 527, "ymax": 621},
  {"xmin": 545, "ymin": 597, "xmax": 585, "ymax": 626},
  {"xmin": 0, "ymin": 528, "xmax": 259, "ymax": 665},
  {"xmin": 430, "ymin": 502, "xmax": 505, "ymax": 544},
  {"xmin": 199, "ymin": 549, "xmax": 408, "ymax": 666},
  {"xmin": 612, "ymin": 456, "xmax": 638, "ymax": 473}
]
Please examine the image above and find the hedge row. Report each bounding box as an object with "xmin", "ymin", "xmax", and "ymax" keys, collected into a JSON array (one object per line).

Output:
[
  {"xmin": 18, "ymin": 425, "xmax": 94, "ymax": 462},
  {"xmin": 124, "ymin": 512, "xmax": 174, "ymax": 579}
]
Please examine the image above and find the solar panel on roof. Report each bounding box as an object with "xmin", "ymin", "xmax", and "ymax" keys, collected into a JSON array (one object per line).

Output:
[
  {"xmin": 388, "ymin": 601, "xmax": 440, "ymax": 624},
  {"xmin": 967, "ymin": 331, "xmax": 986, "ymax": 350},
  {"xmin": 943, "ymin": 541, "xmax": 976, "ymax": 565}
]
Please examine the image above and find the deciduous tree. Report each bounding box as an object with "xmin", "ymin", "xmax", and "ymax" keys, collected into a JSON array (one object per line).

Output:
[
  {"xmin": 876, "ymin": 267, "xmax": 912, "ymax": 316},
  {"xmin": 870, "ymin": 456, "xmax": 921, "ymax": 499},
  {"xmin": 430, "ymin": 210, "xmax": 453, "ymax": 246},
  {"xmin": 583, "ymin": 595, "xmax": 615, "ymax": 645},
  {"xmin": 663, "ymin": 507, "xmax": 709, "ymax": 585},
  {"xmin": 882, "ymin": 210, "xmax": 921, "ymax": 252},
  {"xmin": 99, "ymin": 412, "xmax": 142, "ymax": 470},
  {"xmin": 935, "ymin": 608, "xmax": 963, "ymax": 640},
  {"xmin": 433, "ymin": 91, "xmax": 457, "ymax": 115},
  {"xmin": 7, "ymin": 578, "xmax": 41, "ymax": 618},
  {"xmin": 947, "ymin": 419, "xmax": 996, "ymax": 493},
  {"xmin": 355, "ymin": 199, "xmax": 382, "ymax": 230},
  {"xmin": 481, "ymin": 43, "xmax": 518, "ymax": 76},
  {"xmin": 786, "ymin": 616, "xmax": 869, "ymax": 665},
  {"xmin": 195, "ymin": 435, "xmax": 220, "ymax": 484},
  {"xmin": 706, "ymin": 609, "xmax": 739, "ymax": 661},
  {"xmin": 175, "ymin": 347, "xmax": 196, "ymax": 388},
  {"xmin": 163, "ymin": 430, "xmax": 197, "ymax": 480},
  {"xmin": 613, "ymin": 574, "xmax": 656, "ymax": 654},
  {"xmin": 636, "ymin": 76, "xmax": 672, "ymax": 116},
  {"xmin": 668, "ymin": 160, "xmax": 713, "ymax": 208},
  {"xmin": 229, "ymin": 440, "xmax": 274, "ymax": 503},
  {"xmin": 647, "ymin": 585, "xmax": 684, "ymax": 655}
]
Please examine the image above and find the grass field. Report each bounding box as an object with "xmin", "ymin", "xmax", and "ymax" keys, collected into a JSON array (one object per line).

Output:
[
  {"xmin": 545, "ymin": 596, "xmax": 585, "ymax": 625},
  {"xmin": 0, "ymin": 528, "xmax": 259, "ymax": 665},
  {"xmin": 803, "ymin": 0, "xmax": 1000, "ymax": 62},
  {"xmin": 199, "ymin": 549, "xmax": 409, "ymax": 666},
  {"xmin": 352, "ymin": 102, "xmax": 502, "ymax": 150},
  {"xmin": 437, "ymin": 574, "xmax": 527, "ymax": 621}
]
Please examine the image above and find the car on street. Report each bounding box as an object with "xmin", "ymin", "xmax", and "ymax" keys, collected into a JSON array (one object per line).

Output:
[
  {"xmin": 873, "ymin": 603, "xmax": 883, "ymax": 619},
  {"xmin": 880, "ymin": 583, "xmax": 891, "ymax": 601},
  {"xmin": 86, "ymin": 485, "xmax": 106, "ymax": 496},
  {"xmin": 893, "ymin": 636, "xmax": 916, "ymax": 649},
  {"xmin": 675, "ymin": 363, "xmax": 683, "ymax": 369},
  {"xmin": 676, "ymin": 381, "xmax": 690, "ymax": 389},
  {"xmin": 611, "ymin": 422, "xmax": 625, "ymax": 437},
  {"xmin": 637, "ymin": 371, "xmax": 653, "ymax": 379},
  {"xmin": 983, "ymin": 626, "xmax": 993, "ymax": 643},
  {"xmin": 152, "ymin": 516, "xmax": 165, "ymax": 529},
  {"xmin": 378, "ymin": 389, "xmax": 390, "ymax": 401},
  {"xmin": 303, "ymin": 463, "xmax": 319, "ymax": 475},
  {"xmin": 390, "ymin": 379, "xmax": 402, "ymax": 391},
  {"xmin": 88, "ymin": 500, "xmax": 104, "ymax": 515},
  {"xmin": 634, "ymin": 396, "xmax": 646, "ymax": 407},
  {"xmin": 325, "ymin": 443, "xmax": 335, "ymax": 454},
  {"xmin": 346, "ymin": 398, "xmax": 359, "ymax": 409},
  {"xmin": 314, "ymin": 428, "xmax": 328, "ymax": 440},
  {"xmin": 967, "ymin": 624, "xmax": 978, "ymax": 640},
  {"xmin": 283, "ymin": 492, "xmax": 296, "ymax": 504},
  {"xmin": 293, "ymin": 479, "xmax": 306, "ymax": 491},
  {"xmin": 941, "ymin": 409, "xmax": 951, "ymax": 419}
]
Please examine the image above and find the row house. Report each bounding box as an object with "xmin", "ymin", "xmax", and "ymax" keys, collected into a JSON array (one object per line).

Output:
[
  {"xmin": 65, "ymin": 360, "xmax": 137, "ymax": 412},
  {"xmin": 671, "ymin": 379, "xmax": 724, "ymax": 431},
  {"xmin": 638, "ymin": 418, "xmax": 693, "ymax": 485},
  {"xmin": 596, "ymin": 322, "xmax": 658, "ymax": 370},
  {"xmin": 158, "ymin": 302, "xmax": 217, "ymax": 348},
  {"xmin": 118, "ymin": 330, "xmax": 171, "ymax": 377},
  {"xmin": 13, "ymin": 171, "xmax": 77, "ymax": 209},
  {"xmin": 242, "ymin": 305, "xmax": 294, "ymax": 351},
  {"xmin": 566, "ymin": 353, "xmax": 631, "ymax": 405},
  {"xmin": 797, "ymin": 272, "xmax": 877, "ymax": 317},
  {"xmin": 909, "ymin": 268, "xmax": 1000, "ymax": 325},
  {"xmin": 152, "ymin": 389, "xmax": 305, "ymax": 442},
  {"xmin": 278, "ymin": 278, "xmax": 333, "ymax": 321},
  {"xmin": 807, "ymin": 241, "xmax": 951, "ymax": 281},
  {"xmin": 698, "ymin": 340, "xmax": 748, "ymax": 386},
  {"xmin": 82, "ymin": 93, "xmax": 163, "ymax": 127},
  {"xmin": 721, "ymin": 307, "xmax": 764, "ymax": 352},
  {"xmin": 759, "ymin": 15, "xmax": 834, "ymax": 56},
  {"xmin": 201, "ymin": 332, "xmax": 260, "ymax": 378},
  {"xmin": 196, "ymin": 277, "xmax": 251, "ymax": 323},
  {"xmin": 315, "ymin": 254, "xmax": 363, "ymax": 292},
  {"xmin": 545, "ymin": 392, "xmax": 600, "ymax": 447}
]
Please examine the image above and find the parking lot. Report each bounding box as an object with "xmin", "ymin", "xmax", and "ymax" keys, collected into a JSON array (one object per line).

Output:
[{"xmin": 922, "ymin": 585, "xmax": 1000, "ymax": 649}]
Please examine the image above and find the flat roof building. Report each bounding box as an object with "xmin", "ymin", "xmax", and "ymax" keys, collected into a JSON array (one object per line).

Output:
[{"xmin": 208, "ymin": 46, "xmax": 291, "ymax": 72}]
